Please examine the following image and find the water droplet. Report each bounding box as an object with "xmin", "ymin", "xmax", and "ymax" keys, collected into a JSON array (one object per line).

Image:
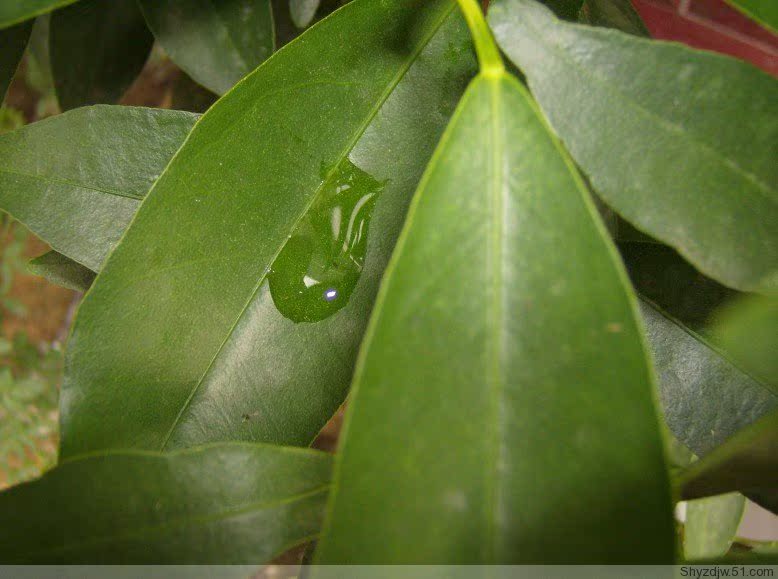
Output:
[{"xmin": 268, "ymin": 158, "xmax": 386, "ymax": 323}]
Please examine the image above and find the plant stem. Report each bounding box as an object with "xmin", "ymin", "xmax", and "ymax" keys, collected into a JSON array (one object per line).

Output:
[{"xmin": 455, "ymin": 0, "xmax": 504, "ymax": 77}]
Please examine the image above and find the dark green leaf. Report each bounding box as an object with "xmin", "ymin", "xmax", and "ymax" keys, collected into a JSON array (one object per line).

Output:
[
  {"xmin": 139, "ymin": 0, "xmax": 275, "ymax": 95},
  {"xmin": 641, "ymin": 300, "xmax": 777, "ymax": 457},
  {"xmin": 316, "ymin": 71, "xmax": 673, "ymax": 563},
  {"xmin": 724, "ymin": 0, "xmax": 778, "ymax": 34},
  {"xmin": 50, "ymin": 0, "xmax": 152, "ymax": 110},
  {"xmin": 0, "ymin": 106, "xmax": 198, "ymax": 270},
  {"xmin": 684, "ymin": 493, "xmax": 745, "ymax": 561},
  {"xmin": 290, "ymin": 0, "xmax": 320, "ymax": 28},
  {"xmin": 490, "ymin": 0, "xmax": 778, "ymax": 295},
  {"xmin": 0, "ymin": 444, "xmax": 331, "ymax": 563},
  {"xmin": 0, "ymin": 21, "xmax": 32, "ymax": 102},
  {"xmin": 28, "ymin": 250, "xmax": 96, "ymax": 292},
  {"xmin": 61, "ymin": 0, "xmax": 476, "ymax": 457},
  {"xmin": 541, "ymin": 0, "xmax": 583, "ymax": 21},
  {"xmin": 678, "ymin": 411, "xmax": 778, "ymax": 514},
  {"xmin": 580, "ymin": 0, "xmax": 648, "ymax": 36},
  {"xmin": 0, "ymin": 1, "xmax": 80, "ymax": 29}
]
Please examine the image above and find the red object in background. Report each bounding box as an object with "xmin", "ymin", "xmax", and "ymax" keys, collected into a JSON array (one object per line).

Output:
[{"xmin": 632, "ymin": 0, "xmax": 778, "ymax": 76}]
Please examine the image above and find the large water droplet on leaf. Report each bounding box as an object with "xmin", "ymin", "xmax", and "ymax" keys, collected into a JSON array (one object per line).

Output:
[{"xmin": 268, "ymin": 158, "xmax": 386, "ymax": 323}]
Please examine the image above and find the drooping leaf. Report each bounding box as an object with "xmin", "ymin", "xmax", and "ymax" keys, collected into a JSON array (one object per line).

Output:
[
  {"xmin": 684, "ymin": 493, "xmax": 745, "ymax": 561},
  {"xmin": 641, "ymin": 300, "xmax": 777, "ymax": 458},
  {"xmin": 0, "ymin": 444, "xmax": 331, "ymax": 563},
  {"xmin": 0, "ymin": 106, "xmax": 198, "ymax": 270},
  {"xmin": 290, "ymin": 0, "xmax": 320, "ymax": 28},
  {"xmin": 61, "ymin": 0, "xmax": 476, "ymax": 458},
  {"xmin": 709, "ymin": 296, "xmax": 778, "ymax": 393},
  {"xmin": 0, "ymin": 20, "xmax": 32, "ymax": 102},
  {"xmin": 678, "ymin": 411, "xmax": 778, "ymax": 514},
  {"xmin": 490, "ymin": 0, "xmax": 778, "ymax": 295},
  {"xmin": 0, "ymin": 1, "xmax": 81, "ymax": 29},
  {"xmin": 28, "ymin": 251, "xmax": 95, "ymax": 292},
  {"xmin": 139, "ymin": 0, "xmax": 275, "ymax": 95},
  {"xmin": 724, "ymin": 0, "xmax": 778, "ymax": 34},
  {"xmin": 316, "ymin": 60, "xmax": 674, "ymax": 565},
  {"xmin": 50, "ymin": 0, "xmax": 153, "ymax": 110},
  {"xmin": 579, "ymin": 0, "xmax": 648, "ymax": 36}
]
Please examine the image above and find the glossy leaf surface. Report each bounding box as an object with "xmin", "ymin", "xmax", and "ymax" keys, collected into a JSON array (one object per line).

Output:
[
  {"xmin": 490, "ymin": 0, "xmax": 778, "ymax": 294},
  {"xmin": 50, "ymin": 0, "xmax": 153, "ymax": 110},
  {"xmin": 0, "ymin": 444, "xmax": 331, "ymax": 563},
  {"xmin": 678, "ymin": 411, "xmax": 778, "ymax": 514},
  {"xmin": 290, "ymin": 0, "xmax": 320, "ymax": 28},
  {"xmin": 0, "ymin": 21, "xmax": 31, "ymax": 101},
  {"xmin": 0, "ymin": 1, "xmax": 80, "ymax": 29},
  {"xmin": 62, "ymin": 0, "xmax": 476, "ymax": 457},
  {"xmin": 725, "ymin": 0, "xmax": 778, "ymax": 34},
  {"xmin": 139, "ymin": 0, "xmax": 275, "ymax": 95},
  {"xmin": 684, "ymin": 493, "xmax": 745, "ymax": 561},
  {"xmin": 0, "ymin": 106, "xmax": 198, "ymax": 270},
  {"xmin": 316, "ymin": 73, "xmax": 674, "ymax": 563},
  {"xmin": 28, "ymin": 251, "xmax": 95, "ymax": 292}
]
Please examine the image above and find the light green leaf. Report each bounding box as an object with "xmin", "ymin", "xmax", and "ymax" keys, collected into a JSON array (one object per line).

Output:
[
  {"xmin": 139, "ymin": 0, "xmax": 275, "ymax": 95},
  {"xmin": 580, "ymin": 0, "xmax": 648, "ymax": 36},
  {"xmin": 0, "ymin": 106, "xmax": 198, "ymax": 271},
  {"xmin": 0, "ymin": 1, "xmax": 81, "ymax": 29},
  {"xmin": 28, "ymin": 250, "xmax": 95, "ymax": 292},
  {"xmin": 684, "ymin": 493, "xmax": 745, "ymax": 561},
  {"xmin": 316, "ymin": 63, "xmax": 673, "ymax": 565},
  {"xmin": 678, "ymin": 411, "xmax": 778, "ymax": 514},
  {"xmin": 61, "ymin": 0, "xmax": 476, "ymax": 457},
  {"xmin": 0, "ymin": 21, "xmax": 32, "ymax": 102},
  {"xmin": 725, "ymin": 0, "xmax": 778, "ymax": 34},
  {"xmin": 50, "ymin": 0, "xmax": 153, "ymax": 110},
  {"xmin": 0, "ymin": 444, "xmax": 331, "ymax": 563},
  {"xmin": 290, "ymin": 0, "xmax": 320, "ymax": 28},
  {"xmin": 490, "ymin": 0, "xmax": 778, "ymax": 295}
]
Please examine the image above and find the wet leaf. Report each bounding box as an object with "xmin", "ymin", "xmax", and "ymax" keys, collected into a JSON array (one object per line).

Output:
[
  {"xmin": 0, "ymin": 444, "xmax": 331, "ymax": 563},
  {"xmin": 50, "ymin": 0, "xmax": 153, "ymax": 110},
  {"xmin": 61, "ymin": 0, "xmax": 476, "ymax": 457},
  {"xmin": 490, "ymin": 0, "xmax": 778, "ymax": 295}
]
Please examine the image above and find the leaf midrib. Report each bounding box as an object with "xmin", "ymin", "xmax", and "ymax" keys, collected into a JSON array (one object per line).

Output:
[
  {"xmin": 520, "ymin": 12, "xmax": 777, "ymax": 204},
  {"xmin": 0, "ymin": 166, "xmax": 144, "ymax": 200},
  {"xmin": 159, "ymin": 3, "xmax": 457, "ymax": 450}
]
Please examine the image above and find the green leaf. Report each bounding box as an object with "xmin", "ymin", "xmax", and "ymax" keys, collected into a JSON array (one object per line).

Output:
[
  {"xmin": 315, "ymin": 70, "xmax": 674, "ymax": 563},
  {"xmin": 0, "ymin": 1, "xmax": 80, "ymax": 29},
  {"xmin": 0, "ymin": 106, "xmax": 198, "ymax": 271},
  {"xmin": 49, "ymin": 0, "xmax": 153, "ymax": 110},
  {"xmin": 684, "ymin": 493, "xmax": 745, "ymax": 561},
  {"xmin": 61, "ymin": 0, "xmax": 476, "ymax": 457},
  {"xmin": 640, "ymin": 299, "xmax": 777, "ymax": 458},
  {"xmin": 541, "ymin": 0, "xmax": 583, "ymax": 21},
  {"xmin": 678, "ymin": 411, "xmax": 778, "ymax": 514},
  {"xmin": 0, "ymin": 443, "xmax": 331, "ymax": 563},
  {"xmin": 490, "ymin": 0, "xmax": 778, "ymax": 295},
  {"xmin": 139, "ymin": 0, "xmax": 275, "ymax": 95},
  {"xmin": 28, "ymin": 250, "xmax": 95, "ymax": 292},
  {"xmin": 0, "ymin": 21, "xmax": 32, "ymax": 102},
  {"xmin": 580, "ymin": 0, "xmax": 648, "ymax": 36},
  {"xmin": 290, "ymin": 0, "xmax": 320, "ymax": 28},
  {"xmin": 725, "ymin": 0, "xmax": 778, "ymax": 34}
]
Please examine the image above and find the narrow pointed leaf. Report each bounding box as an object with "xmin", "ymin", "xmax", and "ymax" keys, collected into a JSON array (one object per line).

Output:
[
  {"xmin": 678, "ymin": 411, "xmax": 778, "ymax": 513},
  {"xmin": 580, "ymin": 0, "xmax": 649, "ymax": 36},
  {"xmin": 490, "ymin": 0, "xmax": 778, "ymax": 295},
  {"xmin": 61, "ymin": 0, "xmax": 476, "ymax": 458},
  {"xmin": 684, "ymin": 493, "xmax": 745, "ymax": 561},
  {"xmin": 290, "ymin": 0, "xmax": 320, "ymax": 28},
  {"xmin": 0, "ymin": 444, "xmax": 331, "ymax": 563},
  {"xmin": 0, "ymin": 106, "xmax": 198, "ymax": 270},
  {"xmin": 139, "ymin": 0, "xmax": 275, "ymax": 95},
  {"xmin": 50, "ymin": 0, "xmax": 153, "ymax": 110},
  {"xmin": 28, "ymin": 250, "xmax": 95, "ymax": 292},
  {"xmin": 724, "ymin": 0, "xmax": 778, "ymax": 34},
  {"xmin": 1, "ymin": 21, "xmax": 32, "ymax": 101},
  {"xmin": 0, "ymin": 1, "xmax": 81, "ymax": 29},
  {"xmin": 316, "ymin": 72, "xmax": 674, "ymax": 564}
]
